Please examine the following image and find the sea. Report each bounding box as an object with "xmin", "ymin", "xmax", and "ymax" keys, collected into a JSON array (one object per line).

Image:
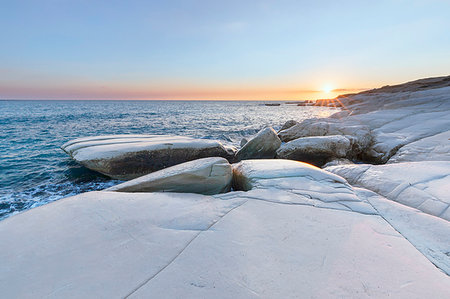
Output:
[{"xmin": 0, "ymin": 100, "xmax": 338, "ymax": 220}]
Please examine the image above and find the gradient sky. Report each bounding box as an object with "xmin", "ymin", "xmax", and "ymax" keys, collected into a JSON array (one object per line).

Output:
[{"xmin": 1, "ymin": 0, "xmax": 450, "ymax": 100}]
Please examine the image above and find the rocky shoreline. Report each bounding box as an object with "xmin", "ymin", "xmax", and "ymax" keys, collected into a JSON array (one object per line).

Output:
[{"xmin": 1, "ymin": 76, "xmax": 449, "ymax": 298}]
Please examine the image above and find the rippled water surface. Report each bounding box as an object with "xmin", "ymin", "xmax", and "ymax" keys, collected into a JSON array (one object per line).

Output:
[{"xmin": 0, "ymin": 100, "xmax": 338, "ymax": 220}]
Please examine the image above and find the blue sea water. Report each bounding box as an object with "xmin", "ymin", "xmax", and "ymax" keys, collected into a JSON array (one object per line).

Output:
[{"xmin": 0, "ymin": 100, "xmax": 338, "ymax": 220}]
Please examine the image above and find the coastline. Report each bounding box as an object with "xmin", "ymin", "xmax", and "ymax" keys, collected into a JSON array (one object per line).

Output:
[
  {"xmin": 0, "ymin": 101, "xmax": 338, "ymax": 220},
  {"xmin": 1, "ymin": 76, "xmax": 449, "ymax": 297}
]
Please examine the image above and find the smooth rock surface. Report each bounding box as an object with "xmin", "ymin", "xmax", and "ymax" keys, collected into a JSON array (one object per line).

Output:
[
  {"xmin": 276, "ymin": 135, "xmax": 352, "ymax": 166},
  {"xmin": 326, "ymin": 161, "xmax": 450, "ymax": 221},
  {"xmin": 231, "ymin": 159, "xmax": 376, "ymax": 214},
  {"xmin": 107, "ymin": 157, "xmax": 232, "ymax": 195},
  {"xmin": 357, "ymin": 187, "xmax": 450, "ymax": 275},
  {"xmin": 61, "ymin": 135, "xmax": 234, "ymax": 180},
  {"xmin": 335, "ymin": 85, "xmax": 450, "ymax": 163},
  {"xmin": 131, "ymin": 200, "xmax": 450, "ymax": 299},
  {"xmin": 1, "ymin": 189, "xmax": 449, "ymax": 298},
  {"xmin": 235, "ymin": 127, "xmax": 281, "ymax": 161},
  {"xmin": 388, "ymin": 130, "xmax": 450, "ymax": 163},
  {"xmin": 0, "ymin": 191, "xmax": 246, "ymax": 298},
  {"xmin": 228, "ymin": 159, "xmax": 450, "ymax": 274}
]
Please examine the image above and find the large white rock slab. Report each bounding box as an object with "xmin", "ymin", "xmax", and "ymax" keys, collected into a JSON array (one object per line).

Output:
[
  {"xmin": 276, "ymin": 135, "xmax": 352, "ymax": 166},
  {"xmin": 0, "ymin": 191, "xmax": 245, "ymax": 298},
  {"xmin": 368, "ymin": 110, "xmax": 450, "ymax": 162},
  {"xmin": 388, "ymin": 130, "xmax": 450, "ymax": 163},
  {"xmin": 107, "ymin": 157, "xmax": 232, "ymax": 195},
  {"xmin": 326, "ymin": 161, "xmax": 450, "ymax": 221},
  {"xmin": 232, "ymin": 159, "xmax": 348, "ymax": 190},
  {"xmin": 235, "ymin": 127, "xmax": 281, "ymax": 161},
  {"xmin": 231, "ymin": 159, "xmax": 376, "ymax": 215},
  {"xmin": 1, "ymin": 184, "xmax": 449, "ymax": 297},
  {"xmin": 356, "ymin": 187, "xmax": 450, "ymax": 275},
  {"xmin": 61, "ymin": 135, "xmax": 234, "ymax": 180},
  {"xmin": 130, "ymin": 200, "xmax": 450, "ymax": 298}
]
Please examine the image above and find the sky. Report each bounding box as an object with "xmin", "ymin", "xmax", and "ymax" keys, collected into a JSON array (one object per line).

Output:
[{"xmin": 1, "ymin": 0, "xmax": 449, "ymax": 100}]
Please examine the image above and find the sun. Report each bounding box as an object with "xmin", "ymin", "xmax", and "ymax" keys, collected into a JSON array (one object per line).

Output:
[{"xmin": 322, "ymin": 85, "xmax": 333, "ymax": 93}]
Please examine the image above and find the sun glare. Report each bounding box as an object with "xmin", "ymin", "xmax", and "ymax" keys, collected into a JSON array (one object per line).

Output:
[{"xmin": 322, "ymin": 85, "xmax": 333, "ymax": 93}]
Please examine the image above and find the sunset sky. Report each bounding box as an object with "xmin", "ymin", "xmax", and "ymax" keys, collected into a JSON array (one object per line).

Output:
[{"xmin": 1, "ymin": 0, "xmax": 450, "ymax": 100}]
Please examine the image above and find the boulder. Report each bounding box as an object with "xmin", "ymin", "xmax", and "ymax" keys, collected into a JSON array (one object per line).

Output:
[
  {"xmin": 278, "ymin": 120, "xmax": 298, "ymax": 132},
  {"xmin": 276, "ymin": 135, "xmax": 352, "ymax": 166},
  {"xmin": 61, "ymin": 135, "xmax": 235, "ymax": 180},
  {"xmin": 278, "ymin": 119, "xmax": 372, "ymax": 148},
  {"xmin": 240, "ymin": 138, "xmax": 248, "ymax": 147},
  {"xmin": 235, "ymin": 127, "xmax": 281, "ymax": 161},
  {"xmin": 107, "ymin": 157, "xmax": 232, "ymax": 195}
]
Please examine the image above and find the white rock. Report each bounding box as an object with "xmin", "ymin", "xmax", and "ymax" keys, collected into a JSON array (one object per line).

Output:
[
  {"xmin": 61, "ymin": 135, "xmax": 234, "ymax": 180},
  {"xmin": 0, "ymin": 191, "xmax": 246, "ymax": 298},
  {"xmin": 326, "ymin": 161, "xmax": 450, "ymax": 221},
  {"xmin": 127, "ymin": 201, "xmax": 450, "ymax": 298},
  {"xmin": 334, "ymin": 86, "xmax": 450, "ymax": 163},
  {"xmin": 231, "ymin": 159, "xmax": 375, "ymax": 214},
  {"xmin": 235, "ymin": 127, "xmax": 281, "ymax": 161},
  {"xmin": 368, "ymin": 109, "xmax": 450, "ymax": 162},
  {"xmin": 107, "ymin": 157, "xmax": 232, "ymax": 195},
  {"xmin": 1, "ymin": 190, "xmax": 449, "ymax": 298},
  {"xmin": 357, "ymin": 187, "xmax": 450, "ymax": 275},
  {"xmin": 281, "ymin": 85, "xmax": 450, "ymax": 163},
  {"xmin": 233, "ymin": 159, "xmax": 348, "ymax": 190},
  {"xmin": 389, "ymin": 130, "xmax": 450, "ymax": 163},
  {"xmin": 276, "ymin": 135, "xmax": 352, "ymax": 166}
]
